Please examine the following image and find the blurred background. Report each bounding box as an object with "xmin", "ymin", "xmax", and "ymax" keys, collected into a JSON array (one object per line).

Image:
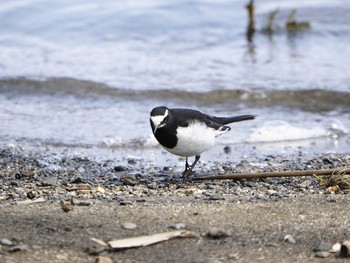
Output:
[{"xmin": 0, "ymin": 0, "xmax": 349, "ymax": 167}]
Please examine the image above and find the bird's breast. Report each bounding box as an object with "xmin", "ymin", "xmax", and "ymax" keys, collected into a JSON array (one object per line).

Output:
[{"xmin": 165, "ymin": 121, "xmax": 222, "ymax": 157}]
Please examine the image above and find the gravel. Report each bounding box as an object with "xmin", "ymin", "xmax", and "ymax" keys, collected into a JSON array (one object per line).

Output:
[{"xmin": 0, "ymin": 146, "xmax": 349, "ymax": 262}]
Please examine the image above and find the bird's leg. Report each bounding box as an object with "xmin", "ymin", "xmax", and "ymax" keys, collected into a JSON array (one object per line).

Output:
[
  {"xmin": 182, "ymin": 157, "xmax": 191, "ymax": 179},
  {"xmin": 182, "ymin": 155, "xmax": 201, "ymax": 180},
  {"xmin": 185, "ymin": 157, "xmax": 190, "ymax": 171},
  {"xmin": 190, "ymin": 155, "xmax": 200, "ymax": 171}
]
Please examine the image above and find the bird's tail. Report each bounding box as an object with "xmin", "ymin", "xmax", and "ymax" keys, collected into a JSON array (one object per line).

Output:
[{"xmin": 215, "ymin": 115, "xmax": 256, "ymax": 125}]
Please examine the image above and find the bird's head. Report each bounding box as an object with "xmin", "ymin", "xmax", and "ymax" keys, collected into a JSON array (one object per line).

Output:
[{"xmin": 150, "ymin": 106, "xmax": 169, "ymax": 134}]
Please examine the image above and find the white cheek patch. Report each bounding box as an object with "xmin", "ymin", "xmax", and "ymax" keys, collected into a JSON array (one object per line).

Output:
[
  {"xmin": 151, "ymin": 115, "xmax": 165, "ymax": 127},
  {"xmin": 150, "ymin": 109, "xmax": 168, "ymax": 127}
]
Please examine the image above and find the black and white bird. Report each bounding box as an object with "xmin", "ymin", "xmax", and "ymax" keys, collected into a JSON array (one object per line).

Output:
[{"xmin": 150, "ymin": 106, "xmax": 255, "ymax": 178}]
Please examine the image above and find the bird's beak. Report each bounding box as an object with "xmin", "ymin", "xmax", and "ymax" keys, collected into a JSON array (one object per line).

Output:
[
  {"xmin": 153, "ymin": 122, "xmax": 165, "ymax": 134},
  {"xmin": 153, "ymin": 124, "xmax": 159, "ymax": 134}
]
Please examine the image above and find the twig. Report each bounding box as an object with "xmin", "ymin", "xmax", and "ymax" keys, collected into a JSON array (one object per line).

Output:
[{"xmin": 193, "ymin": 167, "xmax": 350, "ymax": 181}]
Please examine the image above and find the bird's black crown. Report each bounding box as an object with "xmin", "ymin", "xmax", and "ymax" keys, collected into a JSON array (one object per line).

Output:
[{"xmin": 150, "ymin": 106, "xmax": 168, "ymax": 117}]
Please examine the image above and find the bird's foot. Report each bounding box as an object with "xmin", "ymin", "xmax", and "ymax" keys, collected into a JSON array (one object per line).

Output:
[{"xmin": 182, "ymin": 169, "xmax": 195, "ymax": 182}]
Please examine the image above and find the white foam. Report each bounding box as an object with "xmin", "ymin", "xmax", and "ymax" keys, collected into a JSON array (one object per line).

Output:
[{"xmin": 248, "ymin": 121, "xmax": 328, "ymax": 143}]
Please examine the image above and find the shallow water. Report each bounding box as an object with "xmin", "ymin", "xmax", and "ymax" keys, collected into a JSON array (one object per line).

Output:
[{"xmin": 0, "ymin": 0, "xmax": 349, "ymax": 168}]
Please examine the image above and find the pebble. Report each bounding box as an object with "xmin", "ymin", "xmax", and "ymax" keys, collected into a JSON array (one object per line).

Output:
[
  {"xmin": 26, "ymin": 190, "xmax": 36, "ymax": 199},
  {"xmin": 206, "ymin": 227, "xmax": 230, "ymax": 239},
  {"xmin": 70, "ymin": 177, "xmax": 85, "ymax": 184},
  {"xmin": 169, "ymin": 223, "xmax": 187, "ymax": 230},
  {"xmin": 73, "ymin": 200, "xmax": 92, "ymax": 206},
  {"xmin": 267, "ymin": 189, "xmax": 277, "ymax": 195},
  {"xmin": 283, "ymin": 235, "xmax": 296, "ymax": 244},
  {"xmin": 41, "ymin": 176, "xmax": 58, "ymax": 186},
  {"xmin": 330, "ymin": 242, "xmax": 341, "ymax": 253},
  {"xmin": 96, "ymin": 256, "xmax": 114, "ymax": 263},
  {"xmin": 60, "ymin": 199, "xmax": 75, "ymax": 212},
  {"xmin": 20, "ymin": 170, "xmax": 35, "ymax": 177},
  {"xmin": 315, "ymin": 251, "xmax": 331, "ymax": 258},
  {"xmin": 121, "ymin": 222, "xmax": 137, "ymax": 230},
  {"xmin": 0, "ymin": 238, "xmax": 13, "ymax": 246},
  {"xmin": 340, "ymin": 240, "xmax": 350, "ymax": 257},
  {"xmin": 297, "ymin": 179, "xmax": 312, "ymax": 188},
  {"xmin": 314, "ymin": 241, "xmax": 332, "ymax": 252},
  {"xmin": 96, "ymin": 186, "xmax": 105, "ymax": 195},
  {"xmin": 121, "ymin": 177, "xmax": 137, "ymax": 186},
  {"xmin": 56, "ymin": 254, "xmax": 68, "ymax": 261},
  {"xmin": 114, "ymin": 165, "xmax": 128, "ymax": 172},
  {"xmin": 7, "ymin": 244, "xmax": 29, "ymax": 252},
  {"xmin": 244, "ymin": 181, "xmax": 256, "ymax": 187},
  {"xmin": 119, "ymin": 201, "xmax": 133, "ymax": 206},
  {"xmin": 208, "ymin": 194, "xmax": 224, "ymax": 200}
]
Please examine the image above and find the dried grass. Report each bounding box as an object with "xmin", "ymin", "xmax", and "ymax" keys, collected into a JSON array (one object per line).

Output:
[{"xmin": 316, "ymin": 167, "xmax": 350, "ymax": 190}]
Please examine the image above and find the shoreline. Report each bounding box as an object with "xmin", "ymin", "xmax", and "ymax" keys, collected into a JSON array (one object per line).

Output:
[{"xmin": 1, "ymin": 146, "xmax": 349, "ymax": 262}]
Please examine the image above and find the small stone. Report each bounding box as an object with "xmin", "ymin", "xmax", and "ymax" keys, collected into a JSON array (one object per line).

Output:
[
  {"xmin": 8, "ymin": 244, "xmax": 29, "ymax": 252},
  {"xmin": 121, "ymin": 222, "xmax": 137, "ymax": 230},
  {"xmin": 267, "ymin": 189, "xmax": 277, "ymax": 195},
  {"xmin": 121, "ymin": 177, "xmax": 137, "ymax": 186},
  {"xmin": 147, "ymin": 183, "xmax": 157, "ymax": 189},
  {"xmin": 244, "ymin": 181, "xmax": 256, "ymax": 187},
  {"xmin": 169, "ymin": 223, "xmax": 187, "ymax": 230},
  {"xmin": 56, "ymin": 254, "xmax": 68, "ymax": 261},
  {"xmin": 223, "ymin": 145, "xmax": 232, "ymax": 154},
  {"xmin": 314, "ymin": 241, "xmax": 332, "ymax": 252},
  {"xmin": 298, "ymin": 180, "xmax": 312, "ymax": 188},
  {"xmin": 283, "ymin": 235, "xmax": 296, "ymax": 244},
  {"xmin": 96, "ymin": 186, "xmax": 105, "ymax": 195},
  {"xmin": 340, "ymin": 240, "xmax": 350, "ymax": 257},
  {"xmin": 73, "ymin": 200, "xmax": 91, "ymax": 206},
  {"xmin": 60, "ymin": 199, "xmax": 75, "ymax": 212},
  {"xmin": 114, "ymin": 165, "xmax": 128, "ymax": 172},
  {"xmin": 127, "ymin": 158, "xmax": 137, "ymax": 165},
  {"xmin": 325, "ymin": 185, "xmax": 340, "ymax": 194},
  {"xmin": 21, "ymin": 170, "xmax": 35, "ymax": 177},
  {"xmin": 0, "ymin": 238, "xmax": 13, "ymax": 246},
  {"xmin": 70, "ymin": 177, "xmax": 85, "ymax": 184},
  {"xmin": 41, "ymin": 176, "xmax": 57, "ymax": 186},
  {"xmin": 206, "ymin": 227, "xmax": 230, "ymax": 239},
  {"xmin": 26, "ymin": 191, "xmax": 36, "ymax": 199},
  {"xmin": 330, "ymin": 242, "xmax": 341, "ymax": 253},
  {"xmin": 96, "ymin": 256, "xmax": 114, "ymax": 263},
  {"xmin": 119, "ymin": 201, "xmax": 133, "ymax": 206},
  {"xmin": 209, "ymin": 194, "xmax": 224, "ymax": 200},
  {"xmin": 10, "ymin": 180, "xmax": 20, "ymax": 186},
  {"xmin": 315, "ymin": 251, "xmax": 331, "ymax": 258}
]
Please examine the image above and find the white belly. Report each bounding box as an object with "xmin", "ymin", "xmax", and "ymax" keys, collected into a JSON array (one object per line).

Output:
[{"xmin": 164, "ymin": 122, "xmax": 226, "ymax": 157}]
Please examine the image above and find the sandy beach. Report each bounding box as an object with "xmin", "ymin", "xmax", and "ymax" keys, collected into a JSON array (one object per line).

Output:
[{"xmin": 1, "ymin": 147, "xmax": 349, "ymax": 262}]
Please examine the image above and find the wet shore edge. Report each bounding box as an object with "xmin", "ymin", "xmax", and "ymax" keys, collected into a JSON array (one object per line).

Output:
[
  {"xmin": 1, "ymin": 146, "xmax": 350, "ymax": 262},
  {"xmin": 1, "ymin": 145, "xmax": 349, "ymax": 204}
]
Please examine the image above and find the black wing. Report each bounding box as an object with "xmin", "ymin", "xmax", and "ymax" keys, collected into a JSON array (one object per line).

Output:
[
  {"xmin": 171, "ymin": 108, "xmax": 255, "ymax": 128},
  {"xmin": 171, "ymin": 108, "xmax": 224, "ymax": 130}
]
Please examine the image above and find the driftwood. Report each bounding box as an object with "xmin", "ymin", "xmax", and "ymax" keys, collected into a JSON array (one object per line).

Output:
[
  {"xmin": 193, "ymin": 167, "xmax": 350, "ymax": 181},
  {"xmin": 107, "ymin": 230, "xmax": 198, "ymax": 249}
]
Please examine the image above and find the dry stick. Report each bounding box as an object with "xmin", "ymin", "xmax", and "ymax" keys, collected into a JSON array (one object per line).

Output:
[{"xmin": 193, "ymin": 167, "xmax": 350, "ymax": 181}]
